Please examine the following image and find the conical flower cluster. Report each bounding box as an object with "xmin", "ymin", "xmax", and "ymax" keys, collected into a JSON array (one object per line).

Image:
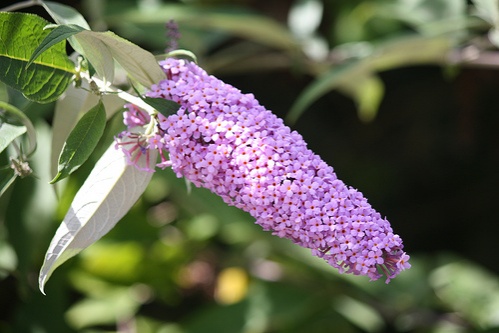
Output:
[{"xmin": 117, "ymin": 58, "xmax": 410, "ymax": 282}]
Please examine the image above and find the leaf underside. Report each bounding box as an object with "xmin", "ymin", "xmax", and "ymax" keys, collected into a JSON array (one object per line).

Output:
[{"xmin": 39, "ymin": 144, "xmax": 157, "ymax": 294}]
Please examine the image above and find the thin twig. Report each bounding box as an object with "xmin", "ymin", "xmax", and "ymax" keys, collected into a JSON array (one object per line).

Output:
[
  {"xmin": 447, "ymin": 47, "xmax": 499, "ymax": 69},
  {"xmin": 0, "ymin": 0, "xmax": 41, "ymax": 12}
]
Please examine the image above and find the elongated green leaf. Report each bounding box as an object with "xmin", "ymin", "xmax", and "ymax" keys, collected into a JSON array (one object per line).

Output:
[
  {"xmin": 0, "ymin": 167, "xmax": 17, "ymax": 198},
  {"xmin": 0, "ymin": 101, "xmax": 37, "ymax": 156},
  {"xmin": 287, "ymin": 35, "xmax": 451, "ymax": 123},
  {"xmin": 51, "ymin": 100, "xmax": 106, "ymax": 183},
  {"xmin": 39, "ymin": 144, "xmax": 157, "ymax": 293},
  {"xmin": 42, "ymin": 1, "xmax": 91, "ymax": 29},
  {"xmin": 73, "ymin": 30, "xmax": 165, "ymax": 86},
  {"xmin": 51, "ymin": 82, "xmax": 124, "ymax": 180},
  {"xmin": 42, "ymin": 0, "xmax": 91, "ymax": 54},
  {"xmin": 0, "ymin": 12, "xmax": 75, "ymax": 103},
  {"xmin": 339, "ymin": 74, "xmax": 384, "ymax": 123},
  {"xmin": 130, "ymin": 84, "xmax": 179, "ymax": 117},
  {"xmin": 0, "ymin": 123, "xmax": 26, "ymax": 154},
  {"xmin": 106, "ymin": 4, "xmax": 299, "ymax": 52},
  {"xmin": 51, "ymin": 81, "xmax": 91, "ymax": 179},
  {"xmin": 286, "ymin": 61, "xmax": 359, "ymax": 124},
  {"xmin": 143, "ymin": 97, "xmax": 180, "ymax": 117},
  {"xmin": 28, "ymin": 24, "xmax": 86, "ymax": 68}
]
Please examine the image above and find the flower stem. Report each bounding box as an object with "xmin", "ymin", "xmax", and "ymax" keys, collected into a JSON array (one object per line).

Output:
[{"xmin": 81, "ymin": 72, "xmax": 157, "ymax": 116}]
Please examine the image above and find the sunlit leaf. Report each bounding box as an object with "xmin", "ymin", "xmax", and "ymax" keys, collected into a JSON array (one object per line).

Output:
[
  {"xmin": 39, "ymin": 143, "xmax": 156, "ymax": 293},
  {"xmin": 471, "ymin": 0, "xmax": 499, "ymax": 26},
  {"xmin": 74, "ymin": 30, "xmax": 166, "ymax": 86},
  {"xmin": 42, "ymin": 0, "xmax": 91, "ymax": 54},
  {"xmin": 0, "ymin": 12, "xmax": 75, "ymax": 103},
  {"xmin": 42, "ymin": 0, "xmax": 91, "ymax": 29},
  {"xmin": 75, "ymin": 32, "xmax": 115, "ymax": 84},
  {"xmin": 51, "ymin": 100, "xmax": 106, "ymax": 183}
]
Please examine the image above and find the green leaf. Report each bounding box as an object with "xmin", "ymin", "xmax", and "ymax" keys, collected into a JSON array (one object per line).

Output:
[
  {"xmin": 143, "ymin": 97, "xmax": 180, "ymax": 117},
  {"xmin": 50, "ymin": 100, "xmax": 106, "ymax": 183},
  {"xmin": 50, "ymin": 82, "xmax": 124, "ymax": 179},
  {"xmin": 0, "ymin": 167, "xmax": 17, "ymax": 198},
  {"xmin": 287, "ymin": 35, "xmax": 451, "ymax": 123},
  {"xmin": 163, "ymin": 49, "xmax": 198, "ymax": 63},
  {"xmin": 130, "ymin": 84, "xmax": 179, "ymax": 117},
  {"xmin": 28, "ymin": 24, "xmax": 86, "ymax": 68},
  {"xmin": 0, "ymin": 101, "xmax": 37, "ymax": 156},
  {"xmin": 73, "ymin": 30, "xmax": 166, "ymax": 86},
  {"xmin": 338, "ymin": 74, "xmax": 384, "ymax": 123},
  {"xmin": 430, "ymin": 258, "xmax": 499, "ymax": 327},
  {"xmin": 0, "ymin": 123, "xmax": 27, "ymax": 154},
  {"xmin": 471, "ymin": 0, "xmax": 499, "ymax": 26},
  {"xmin": 41, "ymin": 0, "xmax": 91, "ymax": 54},
  {"xmin": 0, "ymin": 12, "xmax": 75, "ymax": 103},
  {"xmin": 42, "ymin": 1, "xmax": 91, "ymax": 29},
  {"xmin": 105, "ymin": 3, "xmax": 299, "ymax": 52},
  {"xmin": 0, "ymin": 82, "xmax": 8, "ymax": 103},
  {"xmin": 286, "ymin": 61, "xmax": 359, "ymax": 124}
]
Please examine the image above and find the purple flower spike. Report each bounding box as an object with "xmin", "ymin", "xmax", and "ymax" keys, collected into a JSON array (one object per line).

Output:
[{"xmin": 117, "ymin": 58, "xmax": 410, "ymax": 282}]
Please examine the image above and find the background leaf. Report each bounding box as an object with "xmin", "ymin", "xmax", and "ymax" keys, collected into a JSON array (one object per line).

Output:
[
  {"xmin": 471, "ymin": 0, "xmax": 499, "ymax": 26},
  {"xmin": 0, "ymin": 12, "xmax": 75, "ymax": 103},
  {"xmin": 286, "ymin": 35, "xmax": 452, "ymax": 123},
  {"xmin": 51, "ymin": 100, "xmax": 106, "ymax": 183},
  {"xmin": 39, "ymin": 144, "xmax": 157, "ymax": 293},
  {"xmin": 105, "ymin": 4, "xmax": 300, "ymax": 52}
]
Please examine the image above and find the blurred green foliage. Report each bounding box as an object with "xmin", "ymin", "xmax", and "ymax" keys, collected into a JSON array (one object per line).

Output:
[{"xmin": 2, "ymin": 0, "xmax": 499, "ymax": 332}]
